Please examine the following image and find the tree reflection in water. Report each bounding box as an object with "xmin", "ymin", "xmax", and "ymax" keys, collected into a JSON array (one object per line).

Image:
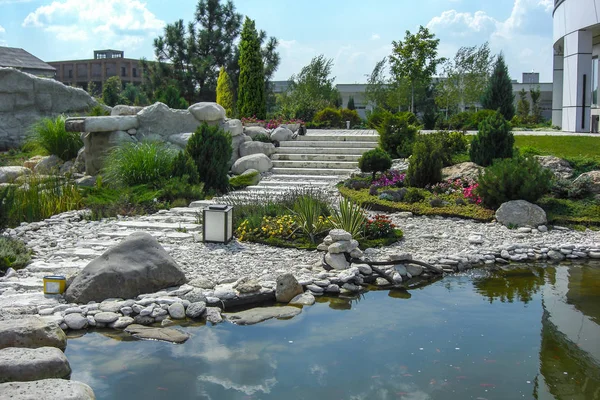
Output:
[{"xmin": 473, "ymin": 266, "xmax": 547, "ymax": 304}]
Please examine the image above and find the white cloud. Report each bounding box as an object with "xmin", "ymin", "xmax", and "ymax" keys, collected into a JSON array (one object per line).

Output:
[
  {"xmin": 22, "ymin": 0, "xmax": 164, "ymax": 51},
  {"xmin": 427, "ymin": 10, "xmax": 497, "ymax": 34},
  {"xmin": 0, "ymin": 25, "xmax": 5, "ymax": 34},
  {"xmin": 371, "ymin": 33, "xmax": 380, "ymax": 40},
  {"xmin": 0, "ymin": 25, "xmax": 5, "ymax": 45}
]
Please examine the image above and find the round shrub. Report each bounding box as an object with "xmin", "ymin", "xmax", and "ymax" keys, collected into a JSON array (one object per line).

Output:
[
  {"xmin": 469, "ymin": 111, "xmax": 514, "ymax": 167},
  {"xmin": 403, "ymin": 187, "xmax": 426, "ymax": 203},
  {"xmin": 313, "ymin": 107, "xmax": 342, "ymax": 128},
  {"xmin": 340, "ymin": 108, "xmax": 361, "ymax": 127},
  {"xmin": 476, "ymin": 156, "xmax": 553, "ymax": 209},
  {"xmin": 186, "ymin": 123, "xmax": 232, "ymax": 194},
  {"xmin": 448, "ymin": 111, "xmax": 472, "ymax": 131},
  {"xmin": 358, "ymin": 148, "xmax": 392, "ymax": 180},
  {"xmin": 406, "ymin": 135, "xmax": 443, "ymax": 188},
  {"xmin": 469, "ymin": 109, "xmax": 496, "ymax": 130},
  {"xmin": 429, "ymin": 131, "xmax": 469, "ymax": 166},
  {"xmin": 378, "ymin": 113, "xmax": 419, "ymax": 159}
]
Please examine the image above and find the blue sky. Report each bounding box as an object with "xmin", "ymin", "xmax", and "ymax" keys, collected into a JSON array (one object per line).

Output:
[{"xmin": 0, "ymin": 0, "xmax": 554, "ymax": 83}]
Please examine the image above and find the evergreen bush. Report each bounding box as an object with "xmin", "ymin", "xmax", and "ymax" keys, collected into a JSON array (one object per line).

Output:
[
  {"xmin": 171, "ymin": 151, "xmax": 199, "ymax": 184},
  {"xmin": 156, "ymin": 86, "xmax": 189, "ymax": 109},
  {"xmin": 367, "ymin": 108, "xmax": 392, "ymax": 129},
  {"xmin": 313, "ymin": 107, "xmax": 342, "ymax": 128},
  {"xmin": 429, "ymin": 130, "xmax": 468, "ymax": 166},
  {"xmin": 406, "ymin": 135, "xmax": 443, "ymax": 188},
  {"xmin": 469, "ymin": 111, "xmax": 514, "ymax": 167},
  {"xmin": 476, "ymin": 156, "xmax": 553, "ymax": 209},
  {"xmin": 237, "ymin": 18, "xmax": 266, "ymax": 119},
  {"xmin": 403, "ymin": 187, "xmax": 427, "ymax": 203},
  {"xmin": 358, "ymin": 148, "xmax": 392, "ymax": 180},
  {"xmin": 102, "ymin": 76, "xmax": 122, "ymax": 107},
  {"xmin": 378, "ymin": 113, "xmax": 419, "ymax": 158},
  {"xmin": 347, "ymin": 96, "xmax": 355, "ymax": 110},
  {"xmin": 216, "ymin": 66, "xmax": 235, "ymax": 118},
  {"xmin": 186, "ymin": 123, "xmax": 232, "ymax": 193}
]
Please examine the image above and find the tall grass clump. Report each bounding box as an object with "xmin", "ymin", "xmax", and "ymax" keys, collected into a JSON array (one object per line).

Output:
[
  {"xmin": 290, "ymin": 194, "xmax": 331, "ymax": 243},
  {"xmin": 25, "ymin": 115, "xmax": 82, "ymax": 161},
  {"xmin": 102, "ymin": 141, "xmax": 176, "ymax": 187},
  {"xmin": 330, "ymin": 197, "xmax": 368, "ymax": 238}
]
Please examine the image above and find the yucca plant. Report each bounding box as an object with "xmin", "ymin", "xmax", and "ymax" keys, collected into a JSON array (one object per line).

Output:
[
  {"xmin": 330, "ymin": 197, "xmax": 368, "ymax": 239},
  {"xmin": 290, "ymin": 195, "xmax": 331, "ymax": 243},
  {"xmin": 102, "ymin": 141, "xmax": 176, "ymax": 187},
  {"xmin": 25, "ymin": 115, "xmax": 82, "ymax": 161}
]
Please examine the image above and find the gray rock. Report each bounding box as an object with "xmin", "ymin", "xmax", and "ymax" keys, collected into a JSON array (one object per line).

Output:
[
  {"xmin": 328, "ymin": 240, "xmax": 358, "ymax": 254},
  {"xmin": 109, "ymin": 316, "xmax": 134, "ymax": 329},
  {"xmin": 538, "ymin": 225, "xmax": 548, "ymax": 232},
  {"xmin": 0, "ymin": 347, "xmax": 71, "ymax": 383},
  {"xmin": 168, "ymin": 303, "xmax": 186, "ymax": 319},
  {"xmin": 111, "ymin": 105, "xmax": 143, "ymax": 116},
  {"xmin": 63, "ymin": 313, "xmax": 88, "ymax": 330},
  {"xmin": 534, "ymin": 155, "xmax": 574, "ymax": 179},
  {"xmin": 233, "ymin": 277, "xmax": 261, "ymax": 294},
  {"xmin": 83, "ymin": 116, "xmax": 138, "ymax": 133},
  {"xmin": 441, "ymin": 162, "xmax": 483, "ymax": 181},
  {"xmin": 181, "ymin": 288, "xmax": 207, "ymax": 303},
  {"xmin": 219, "ymin": 119, "xmax": 243, "ymax": 136},
  {"xmin": 0, "ymin": 379, "xmax": 95, "ymax": 399},
  {"xmin": 243, "ymin": 126, "xmax": 270, "ymax": 139},
  {"xmin": 205, "ymin": 307, "xmax": 223, "ymax": 324},
  {"xmin": 354, "ymin": 264, "xmax": 372, "ymax": 275},
  {"xmin": 231, "ymin": 153, "xmax": 273, "ymax": 174},
  {"xmin": 0, "ymin": 317, "xmax": 66, "ymax": 351},
  {"xmin": 306, "ymin": 284, "xmax": 324, "ymax": 293},
  {"xmin": 99, "ymin": 301, "xmax": 124, "ymax": 312},
  {"xmin": 270, "ymin": 126, "xmax": 294, "ymax": 142},
  {"xmin": 325, "ymin": 252, "xmax": 349, "ymax": 270},
  {"xmin": 188, "ymin": 278, "xmax": 215, "ymax": 289},
  {"xmin": 0, "ymin": 166, "xmax": 30, "ymax": 184},
  {"xmin": 136, "ymin": 102, "xmax": 201, "ymax": 140},
  {"xmin": 75, "ymin": 175, "xmax": 96, "ymax": 187},
  {"xmin": 289, "ymin": 292, "xmax": 316, "ymax": 306},
  {"xmin": 93, "ymin": 312, "xmax": 119, "ymax": 324},
  {"xmin": 325, "ymin": 284, "xmax": 340, "ymax": 293},
  {"xmin": 186, "ymin": 301, "xmax": 207, "ymax": 319},
  {"xmin": 239, "ymin": 141, "xmax": 276, "ymax": 157},
  {"xmin": 375, "ymin": 277, "xmax": 390, "ymax": 286},
  {"xmin": 133, "ymin": 315, "xmax": 154, "ymax": 325},
  {"xmin": 167, "ymin": 132, "xmax": 193, "ymax": 148},
  {"xmin": 124, "ymin": 324, "xmax": 189, "ymax": 344},
  {"xmin": 224, "ymin": 306, "xmax": 301, "ymax": 325},
  {"xmin": 213, "ymin": 285, "xmax": 236, "ymax": 300},
  {"xmin": 64, "ymin": 232, "xmax": 187, "ymax": 303},
  {"xmin": 574, "ymin": 170, "xmax": 600, "ymax": 194},
  {"xmin": 342, "ymin": 283, "xmax": 361, "ymax": 293},
  {"xmin": 548, "ymin": 250, "xmax": 566, "ymax": 261},
  {"xmin": 275, "ymin": 273, "xmax": 303, "ymax": 302},
  {"xmin": 188, "ymin": 102, "xmax": 226, "ymax": 121},
  {"xmin": 495, "ymin": 200, "xmax": 547, "ymax": 228},
  {"xmin": 468, "ymin": 235, "xmax": 484, "ymax": 244},
  {"xmin": 329, "ymin": 229, "xmax": 352, "ymax": 242},
  {"xmin": 406, "ymin": 265, "xmax": 424, "ymax": 277}
]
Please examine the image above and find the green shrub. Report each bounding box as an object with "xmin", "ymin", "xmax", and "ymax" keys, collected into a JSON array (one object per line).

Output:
[
  {"xmin": 186, "ymin": 123, "xmax": 232, "ymax": 193},
  {"xmin": 477, "ymin": 156, "xmax": 553, "ymax": 209},
  {"xmin": 253, "ymin": 134, "xmax": 271, "ymax": 143},
  {"xmin": 25, "ymin": 116, "xmax": 82, "ymax": 161},
  {"xmin": 103, "ymin": 141, "xmax": 176, "ymax": 187},
  {"xmin": 291, "ymin": 195, "xmax": 330, "ymax": 243},
  {"xmin": 403, "ymin": 187, "xmax": 427, "ymax": 203},
  {"xmin": 330, "ymin": 197, "xmax": 368, "ymax": 239},
  {"xmin": 469, "ymin": 110, "xmax": 496, "ymax": 130},
  {"xmin": 171, "ymin": 151, "xmax": 199, "ymax": 184},
  {"xmin": 340, "ymin": 108, "xmax": 361, "ymax": 127},
  {"xmin": 229, "ymin": 171, "xmax": 259, "ymax": 189},
  {"xmin": 469, "ymin": 111, "xmax": 514, "ymax": 167},
  {"xmin": 158, "ymin": 176, "xmax": 204, "ymax": 203},
  {"xmin": 378, "ymin": 113, "xmax": 419, "ymax": 158},
  {"xmin": 551, "ymin": 176, "xmax": 591, "ymax": 199},
  {"xmin": 88, "ymin": 105, "xmax": 110, "ymax": 116},
  {"xmin": 313, "ymin": 107, "xmax": 342, "ymax": 128},
  {"xmin": 406, "ymin": 135, "xmax": 443, "ymax": 188},
  {"xmin": 429, "ymin": 131, "xmax": 468, "ymax": 166},
  {"xmin": 0, "ymin": 237, "xmax": 31, "ymax": 273},
  {"xmin": 156, "ymin": 86, "xmax": 189, "ymax": 109},
  {"xmin": 358, "ymin": 148, "xmax": 392, "ymax": 180},
  {"xmin": 448, "ymin": 112, "xmax": 473, "ymax": 131},
  {"xmin": 367, "ymin": 108, "xmax": 392, "ymax": 129},
  {"xmin": 102, "ymin": 76, "xmax": 122, "ymax": 107}
]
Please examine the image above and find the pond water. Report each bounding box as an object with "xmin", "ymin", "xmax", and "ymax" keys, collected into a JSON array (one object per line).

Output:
[{"xmin": 65, "ymin": 263, "xmax": 600, "ymax": 400}]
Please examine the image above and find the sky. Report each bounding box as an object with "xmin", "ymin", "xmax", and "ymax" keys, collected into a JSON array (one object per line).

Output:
[{"xmin": 0, "ymin": 0, "xmax": 555, "ymax": 83}]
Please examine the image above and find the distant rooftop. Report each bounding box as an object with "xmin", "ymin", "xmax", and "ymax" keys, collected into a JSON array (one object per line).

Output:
[{"xmin": 0, "ymin": 46, "xmax": 56, "ymax": 72}]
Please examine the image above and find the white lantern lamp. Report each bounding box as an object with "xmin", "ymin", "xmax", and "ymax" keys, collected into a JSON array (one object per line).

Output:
[{"xmin": 202, "ymin": 205, "xmax": 234, "ymax": 243}]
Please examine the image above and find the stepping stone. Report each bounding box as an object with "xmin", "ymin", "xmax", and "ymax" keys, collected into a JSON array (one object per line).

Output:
[
  {"xmin": 124, "ymin": 324, "xmax": 189, "ymax": 344},
  {"xmin": 115, "ymin": 221, "xmax": 201, "ymax": 231},
  {"xmin": 0, "ymin": 347, "xmax": 71, "ymax": 383},
  {"xmin": 224, "ymin": 306, "xmax": 301, "ymax": 325},
  {"xmin": 0, "ymin": 379, "xmax": 95, "ymax": 399}
]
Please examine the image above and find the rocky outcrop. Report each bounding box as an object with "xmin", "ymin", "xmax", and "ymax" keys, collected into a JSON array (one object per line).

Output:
[
  {"xmin": 0, "ymin": 166, "xmax": 30, "ymax": 184},
  {"xmin": 0, "ymin": 317, "xmax": 67, "ymax": 351},
  {"xmin": 64, "ymin": 232, "xmax": 187, "ymax": 303},
  {"xmin": 0, "ymin": 68, "xmax": 98, "ymax": 150},
  {"xmin": 136, "ymin": 102, "xmax": 200, "ymax": 141},
  {"xmin": 495, "ymin": 200, "xmax": 547, "ymax": 228},
  {"xmin": 231, "ymin": 153, "xmax": 273, "ymax": 175},
  {"xmin": 535, "ymin": 155, "xmax": 573, "ymax": 179},
  {"xmin": 0, "ymin": 379, "xmax": 95, "ymax": 400},
  {"xmin": 0, "ymin": 347, "xmax": 71, "ymax": 383},
  {"xmin": 441, "ymin": 162, "xmax": 482, "ymax": 181}
]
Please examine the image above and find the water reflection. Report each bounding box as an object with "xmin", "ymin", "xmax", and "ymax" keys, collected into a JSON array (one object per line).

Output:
[{"xmin": 65, "ymin": 263, "xmax": 600, "ymax": 400}]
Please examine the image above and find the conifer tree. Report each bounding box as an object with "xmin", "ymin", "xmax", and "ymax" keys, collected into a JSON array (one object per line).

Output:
[
  {"xmin": 216, "ymin": 66, "xmax": 235, "ymax": 117},
  {"xmin": 516, "ymin": 88, "xmax": 530, "ymax": 123},
  {"xmin": 347, "ymin": 96, "xmax": 355, "ymax": 110},
  {"xmin": 481, "ymin": 54, "xmax": 515, "ymax": 120},
  {"xmin": 237, "ymin": 17, "xmax": 266, "ymax": 119}
]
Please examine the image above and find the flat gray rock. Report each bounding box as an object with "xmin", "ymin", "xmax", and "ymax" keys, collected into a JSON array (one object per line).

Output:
[
  {"xmin": 124, "ymin": 324, "xmax": 189, "ymax": 344},
  {"xmin": 0, "ymin": 379, "xmax": 94, "ymax": 399},
  {"xmin": 0, "ymin": 347, "xmax": 71, "ymax": 383},
  {"xmin": 289, "ymin": 292, "xmax": 316, "ymax": 306},
  {"xmin": 224, "ymin": 306, "xmax": 301, "ymax": 325},
  {"xmin": 0, "ymin": 317, "xmax": 66, "ymax": 351}
]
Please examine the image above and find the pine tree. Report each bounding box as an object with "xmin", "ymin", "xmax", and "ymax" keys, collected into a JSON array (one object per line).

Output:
[
  {"xmin": 216, "ymin": 66, "xmax": 235, "ymax": 117},
  {"xmin": 237, "ymin": 17, "xmax": 266, "ymax": 119},
  {"xmin": 186, "ymin": 123, "xmax": 232, "ymax": 193},
  {"xmin": 347, "ymin": 96, "xmax": 355, "ymax": 110},
  {"xmin": 481, "ymin": 54, "xmax": 515, "ymax": 120},
  {"xmin": 469, "ymin": 111, "xmax": 514, "ymax": 167}
]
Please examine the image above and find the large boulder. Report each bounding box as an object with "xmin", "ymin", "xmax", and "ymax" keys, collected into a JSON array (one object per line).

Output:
[
  {"xmin": 270, "ymin": 126, "xmax": 295, "ymax": 142},
  {"xmin": 441, "ymin": 162, "xmax": 482, "ymax": 181},
  {"xmin": 231, "ymin": 153, "xmax": 273, "ymax": 175},
  {"xmin": 534, "ymin": 155, "xmax": 573, "ymax": 179},
  {"xmin": 0, "ymin": 317, "xmax": 66, "ymax": 351},
  {"xmin": 64, "ymin": 232, "xmax": 187, "ymax": 304},
  {"xmin": 137, "ymin": 102, "xmax": 201, "ymax": 140},
  {"xmin": 243, "ymin": 126, "xmax": 270, "ymax": 139},
  {"xmin": 0, "ymin": 347, "xmax": 71, "ymax": 383},
  {"xmin": 0, "ymin": 379, "xmax": 95, "ymax": 400},
  {"xmin": 0, "ymin": 166, "xmax": 30, "ymax": 184},
  {"xmin": 239, "ymin": 141, "xmax": 276, "ymax": 157},
  {"xmin": 219, "ymin": 119, "xmax": 243, "ymax": 136},
  {"xmin": 275, "ymin": 273, "xmax": 303, "ymax": 303},
  {"xmin": 495, "ymin": 200, "xmax": 547, "ymax": 227},
  {"xmin": 574, "ymin": 170, "xmax": 600, "ymax": 194},
  {"xmin": 33, "ymin": 155, "xmax": 63, "ymax": 174},
  {"xmin": 111, "ymin": 105, "xmax": 143, "ymax": 116},
  {"xmin": 167, "ymin": 132, "xmax": 193, "ymax": 149},
  {"xmin": 188, "ymin": 102, "xmax": 226, "ymax": 121}
]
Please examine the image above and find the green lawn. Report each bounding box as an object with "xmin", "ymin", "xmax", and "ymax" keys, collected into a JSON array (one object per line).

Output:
[{"xmin": 513, "ymin": 136, "xmax": 600, "ymax": 160}]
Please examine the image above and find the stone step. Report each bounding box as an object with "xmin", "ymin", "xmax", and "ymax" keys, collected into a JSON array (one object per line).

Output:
[
  {"xmin": 114, "ymin": 221, "xmax": 201, "ymax": 231},
  {"xmin": 244, "ymin": 186, "xmax": 313, "ymax": 193},
  {"xmin": 299, "ymin": 135, "xmax": 379, "ymax": 142},
  {"xmin": 167, "ymin": 207, "xmax": 204, "ymax": 215},
  {"xmin": 257, "ymin": 180, "xmax": 330, "ymax": 187},
  {"xmin": 271, "ymin": 167, "xmax": 353, "ymax": 176},
  {"xmin": 272, "ymin": 160, "xmax": 358, "ymax": 169},
  {"xmin": 97, "ymin": 230, "xmax": 194, "ymax": 240},
  {"xmin": 275, "ymin": 147, "xmax": 373, "ymax": 155},
  {"xmin": 264, "ymin": 174, "xmax": 343, "ymax": 181},
  {"xmin": 271, "ymin": 153, "xmax": 361, "ymax": 162},
  {"xmin": 279, "ymin": 141, "xmax": 378, "ymax": 148}
]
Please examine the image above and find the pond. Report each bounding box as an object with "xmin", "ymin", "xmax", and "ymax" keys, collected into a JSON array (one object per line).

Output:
[{"xmin": 65, "ymin": 262, "xmax": 600, "ymax": 400}]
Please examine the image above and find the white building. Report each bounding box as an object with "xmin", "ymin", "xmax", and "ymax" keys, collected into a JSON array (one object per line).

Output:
[{"xmin": 552, "ymin": 0, "xmax": 600, "ymax": 132}]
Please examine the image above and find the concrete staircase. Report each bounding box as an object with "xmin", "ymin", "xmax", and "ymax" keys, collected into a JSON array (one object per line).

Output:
[{"xmin": 190, "ymin": 132, "xmax": 379, "ymax": 207}]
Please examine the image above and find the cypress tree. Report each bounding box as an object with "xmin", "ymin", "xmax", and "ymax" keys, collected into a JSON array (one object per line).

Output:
[
  {"xmin": 237, "ymin": 17, "xmax": 266, "ymax": 119},
  {"xmin": 347, "ymin": 96, "xmax": 355, "ymax": 110},
  {"xmin": 216, "ymin": 66, "xmax": 235, "ymax": 118},
  {"xmin": 481, "ymin": 54, "xmax": 515, "ymax": 120}
]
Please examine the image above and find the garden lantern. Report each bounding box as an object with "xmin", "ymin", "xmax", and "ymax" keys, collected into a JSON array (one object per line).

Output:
[{"xmin": 202, "ymin": 205, "xmax": 234, "ymax": 243}]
